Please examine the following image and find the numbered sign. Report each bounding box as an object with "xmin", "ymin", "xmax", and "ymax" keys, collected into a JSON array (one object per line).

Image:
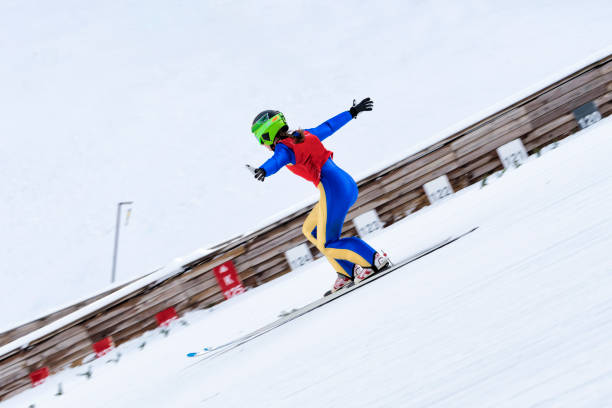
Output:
[
  {"xmin": 423, "ymin": 175, "xmax": 454, "ymax": 204},
  {"xmin": 496, "ymin": 138, "xmax": 529, "ymax": 170},
  {"xmin": 353, "ymin": 209, "xmax": 384, "ymax": 238},
  {"xmin": 285, "ymin": 243, "xmax": 314, "ymax": 270},
  {"xmin": 573, "ymin": 101, "xmax": 602, "ymax": 129},
  {"xmin": 213, "ymin": 261, "xmax": 246, "ymax": 299}
]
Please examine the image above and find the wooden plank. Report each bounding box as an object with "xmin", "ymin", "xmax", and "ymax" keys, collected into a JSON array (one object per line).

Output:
[
  {"xmin": 451, "ymin": 106, "xmax": 530, "ymax": 151},
  {"xmin": 87, "ymin": 313, "xmax": 154, "ymax": 342},
  {"xmin": 349, "ymin": 144, "xmax": 455, "ymax": 205},
  {"xmin": 525, "ymin": 120, "xmax": 578, "ymax": 153},
  {"xmin": 529, "ymin": 82, "xmax": 611, "ymax": 130},
  {"xmin": 0, "ymin": 283, "xmax": 133, "ymax": 347},
  {"xmin": 347, "ymin": 151, "xmax": 457, "ymax": 215},
  {"xmin": 0, "ymin": 348, "xmax": 21, "ymax": 367},
  {"xmin": 526, "ymin": 117, "xmax": 578, "ymax": 148},
  {"xmin": 39, "ymin": 329, "xmax": 90, "ymax": 360},
  {"xmin": 382, "ymin": 152, "xmax": 458, "ymax": 193},
  {"xmin": 0, "ymin": 378, "xmax": 31, "ymax": 402},
  {"xmin": 454, "ymin": 113, "xmax": 533, "ymax": 158},
  {"xmin": 240, "ymin": 219, "xmax": 305, "ymax": 257},
  {"xmin": 242, "ymin": 214, "xmax": 310, "ymax": 249},
  {"xmin": 594, "ymin": 90, "xmax": 612, "ymax": 107},
  {"xmin": 43, "ymin": 339, "xmax": 92, "ymax": 369},
  {"xmin": 349, "ymin": 160, "xmax": 460, "ymax": 222},
  {"xmin": 467, "ymin": 159, "xmax": 504, "ymax": 182},
  {"xmin": 237, "ymin": 228, "xmax": 309, "ymax": 271},
  {"xmin": 375, "ymin": 190, "xmax": 422, "ymax": 218},
  {"xmin": 456, "ymin": 121, "xmax": 533, "ymax": 166},
  {"xmin": 17, "ymin": 325, "xmax": 89, "ymax": 361},
  {"xmin": 448, "ymin": 154, "xmax": 494, "ymax": 179},
  {"xmin": 523, "ymin": 112, "xmax": 574, "ymax": 143},
  {"xmin": 187, "ymin": 285, "xmax": 225, "ymax": 305},
  {"xmin": 185, "ymin": 245, "xmax": 247, "ymax": 278},
  {"xmin": 523, "ymin": 68, "xmax": 605, "ymax": 112},
  {"xmin": 132, "ymin": 292, "xmax": 190, "ymax": 316},
  {"xmin": 0, "ymin": 361, "xmax": 28, "ymax": 382},
  {"xmin": 530, "ymin": 88, "xmax": 605, "ymax": 131},
  {"xmin": 378, "ymin": 195, "xmax": 429, "ymax": 223},
  {"xmin": 20, "ymin": 286, "xmax": 148, "ymax": 348},
  {"xmin": 354, "ymin": 161, "xmax": 456, "ymax": 218},
  {"xmin": 111, "ymin": 321, "xmax": 159, "ymax": 346},
  {"xmin": 83, "ymin": 299, "xmax": 140, "ymax": 330},
  {"xmin": 247, "ymin": 256, "xmax": 286, "ymax": 276},
  {"xmin": 260, "ymin": 267, "xmax": 293, "ymax": 283},
  {"xmin": 180, "ymin": 270, "xmax": 217, "ymax": 289},
  {"xmin": 600, "ymin": 101, "xmax": 612, "ymax": 116},
  {"xmin": 83, "ymin": 300, "xmax": 168, "ymax": 338},
  {"xmin": 189, "ymin": 291, "xmax": 225, "ymax": 309},
  {"xmin": 133, "ymin": 279, "xmax": 190, "ymax": 307},
  {"xmin": 181, "ymin": 278, "xmax": 221, "ymax": 299},
  {"xmin": 23, "ymin": 353, "xmax": 43, "ymax": 368},
  {"xmin": 0, "ymin": 370, "xmax": 28, "ymax": 391},
  {"xmin": 361, "ymin": 145, "xmax": 456, "ymax": 196},
  {"xmin": 239, "ymin": 226, "xmax": 305, "ymax": 266},
  {"xmin": 173, "ymin": 274, "xmax": 217, "ymax": 298}
]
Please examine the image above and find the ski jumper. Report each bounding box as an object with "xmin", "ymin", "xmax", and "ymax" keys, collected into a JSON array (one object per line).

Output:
[{"xmin": 259, "ymin": 111, "xmax": 377, "ymax": 278}]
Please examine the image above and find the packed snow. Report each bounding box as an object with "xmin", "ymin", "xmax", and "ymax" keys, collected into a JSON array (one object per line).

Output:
[
  {"xmin": 2, "ymin": 0, "xmax": 612, "ymax": 330},
  {"xmin": 4, "ymin": 114, "xmax": 612, "ymax": 407}
]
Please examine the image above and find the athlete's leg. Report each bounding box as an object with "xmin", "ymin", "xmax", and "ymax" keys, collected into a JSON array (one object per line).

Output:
[
  {"xmin": 318, "ymin": 162, "xmax": 378, "ymax": 273},
  {"xmin": 302, "ymin": 192, "xmax": 352, "ymax": 277}
]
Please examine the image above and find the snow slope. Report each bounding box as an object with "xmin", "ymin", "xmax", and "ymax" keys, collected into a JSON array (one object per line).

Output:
[
  {"xmin": 4, "ymin": 115, "xmax": 612, "ymax": 407},
  {"xmin": 2, "ymin": 0, "xmax": 612, "ymax": 331}
]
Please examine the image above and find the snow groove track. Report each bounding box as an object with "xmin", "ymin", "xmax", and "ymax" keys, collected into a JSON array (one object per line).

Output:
[{"xmin": 185, "ymin": 227, "xmax": 478, "ymax": 366}]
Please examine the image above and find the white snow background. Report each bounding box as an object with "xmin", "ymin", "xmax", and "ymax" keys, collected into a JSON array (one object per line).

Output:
[
  {"xmin": 4, "ymin": 103, "xmax": 612, "ymax": 407},
  {"xmin": 1, "ymin": 0, "xmax": 612, "ymax": 331}
]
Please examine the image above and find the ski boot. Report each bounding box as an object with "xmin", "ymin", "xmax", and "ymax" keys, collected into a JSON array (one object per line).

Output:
[
  {"xmin": 324, "ymin": 273, "xmax": 354, "ymax": 296},
  {"xmin": 353, "ymin": 264, "xmax": 376, "ymax": 284},
  {"xmin": 372, "ymin": 251, "xmax": 391, "ymax": 273},
  {"xmin": 354, "ymin": 251, "xmax": 391, "ymax": 284}
]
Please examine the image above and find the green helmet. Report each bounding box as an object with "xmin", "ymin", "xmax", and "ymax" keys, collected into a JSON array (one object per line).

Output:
[{"xmin": 251, "ymin": 110, "xmax": 288, "ymax": 145}]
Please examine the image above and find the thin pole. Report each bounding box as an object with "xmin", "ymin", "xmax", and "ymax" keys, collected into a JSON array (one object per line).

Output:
[{"xmin": 111, "ymin": 201, "xmax": 133, "ymax": 283}]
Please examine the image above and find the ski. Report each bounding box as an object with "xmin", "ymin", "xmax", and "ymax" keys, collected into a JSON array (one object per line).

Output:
[
  {"xmin": 321, "ymin": 229, "xmax": 477, "ymax": 296},
  {"xmin": 185, "ymin": 227, "xmax": 478, "ymax": 363},
  {"xmin": 186, "ymin": 347, "xmax": 214, "ymax": 358}
]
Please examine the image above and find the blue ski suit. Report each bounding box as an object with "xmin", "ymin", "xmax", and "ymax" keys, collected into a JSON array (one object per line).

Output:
[{"xmin": 259, "ymin": 111, "xmax": 377, "ymax": 278}]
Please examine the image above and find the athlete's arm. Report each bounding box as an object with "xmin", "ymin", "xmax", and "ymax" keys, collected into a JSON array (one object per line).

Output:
[
  {"xmin": 305, "ymin": 111, "xmax": 353, "ymax": 141},
  {"xmin": 259, "ymin": 144, "xmax": 296, "ymax": 176}
]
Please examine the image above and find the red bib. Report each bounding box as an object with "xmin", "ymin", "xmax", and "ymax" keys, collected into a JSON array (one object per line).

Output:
[{"xmin": 278, "ymin": 131, "xmax": 333, "ymax": 186}]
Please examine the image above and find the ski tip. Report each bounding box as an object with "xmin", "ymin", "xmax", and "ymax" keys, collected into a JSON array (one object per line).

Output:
[{"xmin": 186, "ymin": 352, "xmax": 197, "ymax": 357}]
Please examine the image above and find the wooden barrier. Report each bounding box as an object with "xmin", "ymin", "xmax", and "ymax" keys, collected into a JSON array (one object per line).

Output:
[{"xmin": 1, "ymin": 54, "xmax": 611, "ymax": 401}]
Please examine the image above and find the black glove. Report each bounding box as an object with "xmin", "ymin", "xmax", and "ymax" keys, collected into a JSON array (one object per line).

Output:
[
  {"xmin": 254, "ymin": 167, "xmax": 266, "ymax": 182},
  {"xmin": 349, "ymin": 97, "xmax": 374, "ymax": 118}
]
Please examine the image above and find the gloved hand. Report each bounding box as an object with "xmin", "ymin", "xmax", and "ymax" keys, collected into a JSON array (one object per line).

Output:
[
  {"xmin": 254, "ymin": 167, "xmax": 266, "ymax": 182},
  {"xmin": 349, "ymin": 97, "xmax": 374, "ymax": 118}
]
